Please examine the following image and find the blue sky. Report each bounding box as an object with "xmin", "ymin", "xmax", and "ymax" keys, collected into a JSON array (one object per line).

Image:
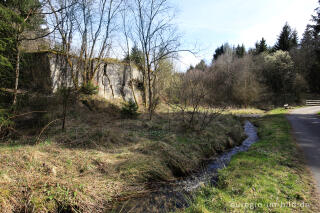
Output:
[{"xmin": 174, "ymin": 0, "xmax": 319, "ymax": 71}]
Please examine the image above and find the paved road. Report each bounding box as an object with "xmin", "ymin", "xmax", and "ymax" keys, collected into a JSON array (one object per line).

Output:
[{"xmin": 287, "ymin": 106, "xmax": 320, "ymax": 193}]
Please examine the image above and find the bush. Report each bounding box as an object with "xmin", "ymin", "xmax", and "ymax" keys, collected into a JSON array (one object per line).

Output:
[
  {"xmin": 121, "ymin": 99, "xmax": 139, "ymax": 119},
  {"xmin": 80, "ymin": 82, "xmax": 99, "ymax": 95}
]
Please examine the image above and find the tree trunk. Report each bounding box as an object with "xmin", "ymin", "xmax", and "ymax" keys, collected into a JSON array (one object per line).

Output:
[
  {"xmin": 61, "ymin": 89, "xmax": 70, "ymax": 131},
  {"xmin": 62, "ymin": 94, "xmax": 67, "ymax": 131},
  {"xmin": 12, "ymin": 43, "xmax": 20, "ymax": 107},
  {"xmin": 147, "ymin": 65, "xmax": 153, "ymax": 120},
  {"xmin": 142, "ymin": 74, "xmax": 147, "ymax": 108}
]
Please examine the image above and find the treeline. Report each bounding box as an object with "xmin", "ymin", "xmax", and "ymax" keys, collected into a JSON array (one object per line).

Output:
[
  {"xmin": 0, "ymin": 0, "xmax": 320, "ymax": 116},
  {"xmin": 184, "ymin": 4, "xmax": 320, "ymax": 107}
]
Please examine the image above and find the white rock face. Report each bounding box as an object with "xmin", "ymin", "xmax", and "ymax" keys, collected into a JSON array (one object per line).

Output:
[{"xmin": 30, "ymin": 52, "xmax": 142, "ymax": 102}]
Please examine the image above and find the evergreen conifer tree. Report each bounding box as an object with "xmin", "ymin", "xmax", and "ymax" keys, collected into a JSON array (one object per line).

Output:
[
  {"xmin": 213, "ymin": 44, "xmax": 224, "ymax": 61},
  {"xmin": 274, "ymin": 23, "xmax": 298, "ymax": 51},
  {"xmin": 258, "ymin": 38, "xmax": 268, "ymax": 53},
  {"xmin": 0, "ymin": 0, "xmax": 47, "ymax": 105},
  {"xmin": 311, "ymin": 0, "xmax": 320, "ymax": 36},
  {"xmin": 235, "ymin": 44, "xmax": 246, "ymax": 58}
]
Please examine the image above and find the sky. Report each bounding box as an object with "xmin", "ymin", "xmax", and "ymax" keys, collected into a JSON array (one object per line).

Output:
[{"xmin": 174, "ymin": 0, "xmax": 319, "ymax": 71}]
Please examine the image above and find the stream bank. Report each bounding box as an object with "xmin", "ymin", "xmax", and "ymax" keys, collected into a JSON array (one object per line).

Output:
[
  {"xmin": 113, "ymin": 121, "xmax": 259, "ymax": 213},
  {"xmin": 185, "ymin": 111, "xmax": 320, "ymax": 212}
]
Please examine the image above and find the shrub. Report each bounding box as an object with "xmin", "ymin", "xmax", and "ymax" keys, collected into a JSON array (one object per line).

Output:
[
  {"xmin": 121, "ymin": 99, "xmax": 139, "ymax": 119},
  {"xmin": 80, "ymin": 82, "xmax": 98, "ymax": 95}
]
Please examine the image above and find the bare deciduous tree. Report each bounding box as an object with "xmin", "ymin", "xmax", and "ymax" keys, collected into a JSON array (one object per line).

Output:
[
  {"xmin": 120, "ymin": 0, "xmax": 138, "ymax": 104},
  {"xmin": 75, "ymin": 0, "xmax": 123, "ymax": 86},
  {"xmin": 48, "ymin": 0, "xmax": 123, "ymax": 89},
  {"xmin": 47, "ymin": 0, "xmax": 78, "ymax": 88},
  {"xmin": 232, "ymin": 55, "xmax": 263, "ymax": 107},
  {"xmin": 167, "ymin": 70, "xmax": 223, "ymax": 131},
  {"xmin": 130, "ymin": 0, "xmax": 184, "ymax": 119}
]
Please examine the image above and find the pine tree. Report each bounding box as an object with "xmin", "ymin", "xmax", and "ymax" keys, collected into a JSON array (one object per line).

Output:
[
  {"xmin": 275, "ymin": 23, "xmax": 291, "ymax": 51},
  {"xmin": 254, "ymin": 38, "xmax": 268, "ymax": 55},
  {"xmin": 274, "ymin": 23, "xmax": 298, "ymax": 51},
  {"xmin": 0, "ymin": 41, "xmax": 10, "ymax": 68},
  {"xmin": 0, "ymin": 0, "xmax": 47, "ymax": 106},
  {"xmin": 290, "ymin": 30, "xmax": 299, "ymax": 49},
  {"xmin": 298, "ymin": 0, "xmax": 320, "ymax": 94},
  {"xmin": 299, "ymin": 27, "xmax": 320, "ymax": 93},
  {"xmin": 301, "ymin": 27, "xmax": 314, "ymax": 49},
  {"xmin": 213, "ymin": 45, "xmax": 224, "ymax": 61},
  {"xmin": 311, "ymin": 0, "xmax": 320, "ymax": 36},
  {"xmin": 258, "ymin": 38, "xmax": 268, "ymax": 53},
  {"xmin": 130, "ymin": 46, "xmax": 145, "ymax": 71},
  {"xmin": 235, "ymin": 44, "xmax": 246, "ymax": 58},
  {"xmin": 0, "ymin": 4, "xmax": 17, "ymax": 89},
  {"xmin": 304, "ymin": 0, "xmax": 320, "ymax": 93}
]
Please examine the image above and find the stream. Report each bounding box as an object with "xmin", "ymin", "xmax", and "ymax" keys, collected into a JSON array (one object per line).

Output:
[{"xmin": 115, "ymin": 121, "xmax": 259, "ymax": 213}]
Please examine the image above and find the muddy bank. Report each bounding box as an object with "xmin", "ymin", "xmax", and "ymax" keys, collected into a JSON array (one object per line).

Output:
[{"xmin": 112, "ymin": 121, "xmax": 259, "ymax": 212}]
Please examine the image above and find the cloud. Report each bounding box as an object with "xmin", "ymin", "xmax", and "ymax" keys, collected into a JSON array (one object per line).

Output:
[{"xmin": 177, "ymin": 51, "xmax": 202, "ymax": 72}]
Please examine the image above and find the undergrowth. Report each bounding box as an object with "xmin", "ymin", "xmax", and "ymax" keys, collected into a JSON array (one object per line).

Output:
[{"xmin": 0, "ymin": 98, "xmax": 245, "ymax": 212}]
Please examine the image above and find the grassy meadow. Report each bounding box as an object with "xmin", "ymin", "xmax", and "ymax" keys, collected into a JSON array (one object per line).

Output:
[{"xmin": 184, "ymin": 109, "xmax": 320, "ymax": 213}]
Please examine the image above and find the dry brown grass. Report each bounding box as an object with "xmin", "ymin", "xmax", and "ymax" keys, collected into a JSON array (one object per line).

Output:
[{"xmin": 0, "ymin": 97, "xmax": 245, "ymax": 212}]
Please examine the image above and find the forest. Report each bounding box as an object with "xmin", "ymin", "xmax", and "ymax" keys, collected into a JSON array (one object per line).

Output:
[
  {"xmin": 0, "ymin": 0, "xmax": 319, "ymax": 113},
  {"xmin": 186, "ymin": 21, "xmax": 320, "ymax": 107}
]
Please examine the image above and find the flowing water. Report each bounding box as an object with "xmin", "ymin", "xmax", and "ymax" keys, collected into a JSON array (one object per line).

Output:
[{"xmin": 115, "ymin": 121, "xmax": 259, "ymax": 213}]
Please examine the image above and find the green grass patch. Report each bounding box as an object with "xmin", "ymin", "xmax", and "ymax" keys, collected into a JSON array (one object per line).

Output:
[{"xmin": 185, "ymin": 110, "xmax": 320, "ymax": 213}]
